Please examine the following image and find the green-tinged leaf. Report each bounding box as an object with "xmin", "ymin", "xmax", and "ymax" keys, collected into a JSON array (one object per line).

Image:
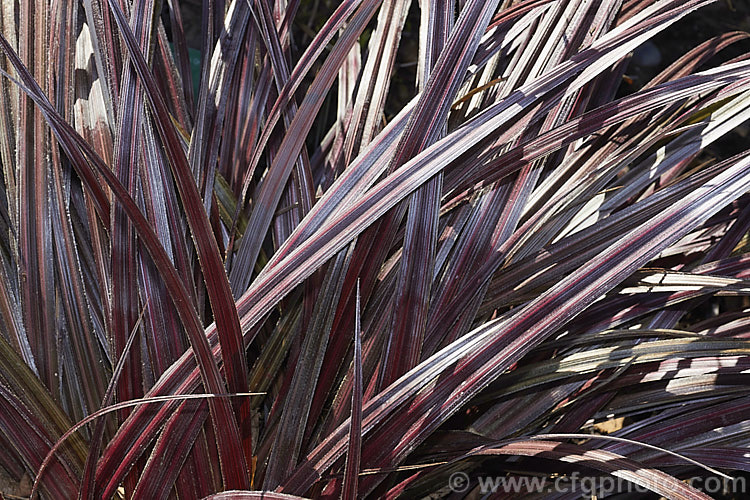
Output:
[{"xmin": 0, "ymin": 333, "xmax": 87, "ymax": 497}]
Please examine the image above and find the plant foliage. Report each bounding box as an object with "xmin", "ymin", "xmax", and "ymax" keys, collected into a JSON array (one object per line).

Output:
[{"xmin": 0, "ymin": 0, "xmax": 750, "ymax": 498}]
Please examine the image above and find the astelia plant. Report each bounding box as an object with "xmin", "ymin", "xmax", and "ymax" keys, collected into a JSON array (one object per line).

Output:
[{"xmin": 0, "ymin": 0, "xmax": 749, "ymax": 498}]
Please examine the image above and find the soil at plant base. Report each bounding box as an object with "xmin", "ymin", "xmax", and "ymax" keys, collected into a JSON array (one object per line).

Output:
[{"xmin": 0, "ymin": 468, "xmax": 31, "ymax": 498}]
